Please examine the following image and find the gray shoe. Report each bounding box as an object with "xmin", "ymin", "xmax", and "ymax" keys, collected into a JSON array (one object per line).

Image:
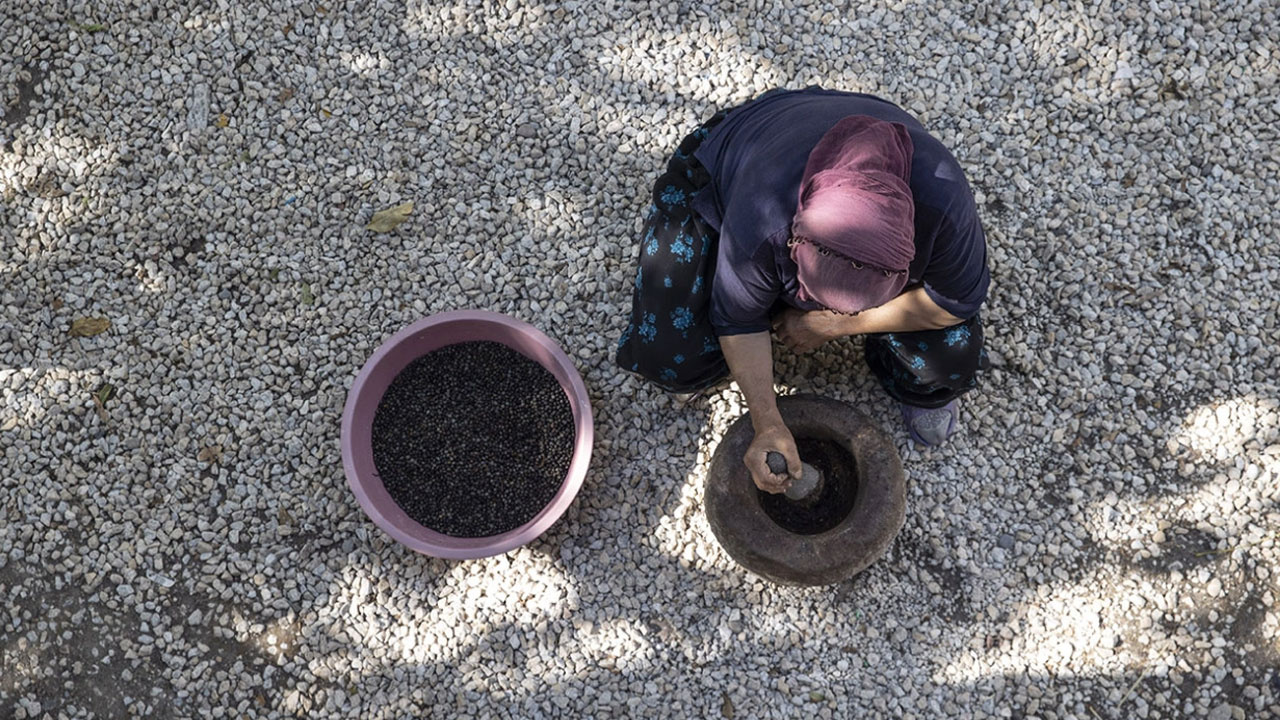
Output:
[{"xmin": 901, "ymin": 400, "xmax": 959, "ymax": 446}]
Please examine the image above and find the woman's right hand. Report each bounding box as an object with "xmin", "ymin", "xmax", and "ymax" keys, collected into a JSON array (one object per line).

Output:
[{"xmin": 743, "ymin": 420, "xmax": 800, "ymax": 494}]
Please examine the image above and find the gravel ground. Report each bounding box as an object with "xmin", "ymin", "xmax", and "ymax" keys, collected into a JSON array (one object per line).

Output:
[{"xmin": 2, "ymin": 0, "xmax": 1278, "ymax": 718}]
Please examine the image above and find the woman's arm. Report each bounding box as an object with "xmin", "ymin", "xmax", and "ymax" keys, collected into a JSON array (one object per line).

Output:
[
  {"xmin": 774, "ymin": 286, "xmax": 963, "ymax": 352},
  {"xmin": 718, "ymin": 332, "xmax": 801, "ymax": 494}
]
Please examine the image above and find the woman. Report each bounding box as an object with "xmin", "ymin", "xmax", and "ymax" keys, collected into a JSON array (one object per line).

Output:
[{"xmin": 616, "ymin": 87, "xmax": 989, "ymax": 494}]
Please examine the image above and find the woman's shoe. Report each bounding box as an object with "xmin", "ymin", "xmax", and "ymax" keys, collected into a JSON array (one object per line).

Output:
[{"xmin": 900, "ymin": 400, "xmax": 959, "ymax": 446}]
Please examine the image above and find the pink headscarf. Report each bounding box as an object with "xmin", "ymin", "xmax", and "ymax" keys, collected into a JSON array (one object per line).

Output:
[{"xmin": 790, "ymin": 115, "xmax": 916, "ymax": 314}]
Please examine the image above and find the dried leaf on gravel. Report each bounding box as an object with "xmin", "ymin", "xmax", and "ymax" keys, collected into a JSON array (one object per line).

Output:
[
  {"xmin": 720, "ymin": 693, "xmax": 734, "ymax": 718},
  {"xmin": 366, "ymin": 201, "xmax": 413, "ymax": 233},
  {"xmin": 300, "ymin": 283, "xmax": 315, "ymax": 305},
  {"xmin": 69, "ymin": 317, "xmax": 110, "ymax": 336},
  {"xmin": 277, "ymin": 87, "xmax": 294, "ymax": 102},
  {"xmin": 92, "ymin": 382, "xmax": 116, "ymax": 405},
  {"xmin": 197, "ymin": 445, "xmax": 223, "ymax": 463},
  {"xmin": 90, "ymin": 382, "xmax": 115, "ymax": 422},
  {"xmin": 32, "ymin": 173, "xmax": 66, "ymax": 198},
  {"xmin": 214, "ymin": 113, "xmax": 230, "ymax": 128}
]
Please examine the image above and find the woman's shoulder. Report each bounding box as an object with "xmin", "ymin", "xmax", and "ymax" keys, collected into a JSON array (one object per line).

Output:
[{"xmin": 905, "ymin": 129, "xmax": 978, "ymax": 213}]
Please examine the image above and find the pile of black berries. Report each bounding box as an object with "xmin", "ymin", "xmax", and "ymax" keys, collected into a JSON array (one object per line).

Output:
[{"xmin": 371, "ymin": 340, "xmax": 576, "ymax": 538}]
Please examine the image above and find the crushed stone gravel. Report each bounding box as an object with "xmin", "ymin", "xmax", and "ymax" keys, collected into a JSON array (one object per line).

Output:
[{"xmin": 2, "ymin": 0, "xmax": 1279, "ymax": 717}]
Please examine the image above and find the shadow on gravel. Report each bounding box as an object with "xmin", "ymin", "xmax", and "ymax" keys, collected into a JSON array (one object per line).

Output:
[
  {"xmin": 1, "ymin": 63, "xmax": 47, "ymax": 153},
  {"xmin": 7, "ymin": 2, "xmax": 1279, "ymax": 717},
  {"xmin": 279, "ymin": 4, "xmax": 1280, "ymax": 716},
  {"xmin": 907, "ymin": 384, "xmax": 1280, "ymax": 717},
  {"xmin": 0, "ymin": 558, "xmax": 288, "ymax": 717},
  {"xmin": 3, "ymin": 7, "xmax": 724, "ymax": 714}
]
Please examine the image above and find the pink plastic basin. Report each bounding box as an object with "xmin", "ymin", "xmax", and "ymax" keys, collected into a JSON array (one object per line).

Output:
[{"xmin": 340, "ymin": 309, "xmax": 594, "ymax": 559}]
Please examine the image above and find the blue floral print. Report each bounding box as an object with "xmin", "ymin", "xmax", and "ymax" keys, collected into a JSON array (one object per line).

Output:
[
  {"xmin": 671, "ymin": 307, "xmax": 694, "ymax": 333},
  {"xmin": 660, "ymin": 185, "xmax": 687, "ymax": 207},
  {"xmin": 670, "ymin": 233, "xmax": 694, "ymax": 263},
  {"xmin": 945, "ymin": 325, "xmax": 971, "ymax": 347},
  {"xmin": 638, "ymin": 313, "xmax": 657, "ymax": 343}
]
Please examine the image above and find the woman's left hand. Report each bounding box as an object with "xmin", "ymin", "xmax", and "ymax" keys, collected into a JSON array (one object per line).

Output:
[{"xmin": 772, "ymin": 308, "xmax": 849, "ymax": 353}]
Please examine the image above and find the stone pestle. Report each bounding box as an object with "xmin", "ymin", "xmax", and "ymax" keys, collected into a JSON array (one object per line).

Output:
[{"xmin": 765, "ymin": 451, "xmax": 825, "ymax": 503}]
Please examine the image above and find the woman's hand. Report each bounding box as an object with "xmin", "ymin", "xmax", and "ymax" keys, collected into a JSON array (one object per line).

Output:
[
  {"xmin": 772, "ymin": 308, "xmax": 851, "ymax": 353},
  {"xmin": 743, "ymin": 420, "xmax": 800, "ymax": 493}
]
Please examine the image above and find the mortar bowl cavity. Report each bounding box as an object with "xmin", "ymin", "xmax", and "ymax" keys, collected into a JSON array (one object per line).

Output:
[{"xmin": 756, "ymin": 437, "xmax": 858, "ymax": 535}]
